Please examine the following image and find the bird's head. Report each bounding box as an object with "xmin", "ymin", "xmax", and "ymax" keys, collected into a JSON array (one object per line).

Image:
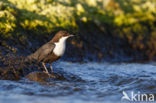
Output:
[{"xmin": 51, "ymin": 30, "xmax": 74, "ymax": 43}]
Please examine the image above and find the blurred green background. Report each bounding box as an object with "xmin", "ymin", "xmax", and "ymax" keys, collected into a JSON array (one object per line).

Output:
[{"xmin": 0, "ymin": 0, "xmax": 156, "ymax": 60}]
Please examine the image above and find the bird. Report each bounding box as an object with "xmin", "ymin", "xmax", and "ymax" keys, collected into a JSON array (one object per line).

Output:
[{"xmin": 25, "ymin": 30, "xmax": 74, "ymax": 74}]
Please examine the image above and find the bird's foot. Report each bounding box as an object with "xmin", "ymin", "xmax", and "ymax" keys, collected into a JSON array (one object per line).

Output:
[
  {"xmin": 43, "ymin": 71, "xmax": 51, "ymax": 76},
  {"xmin": 43, "ymin": 71, "xmax": 49, "ymax": 74},
  {"xmin": 43, "ymin": 71, "xmax": 56, "ymax": 78}
]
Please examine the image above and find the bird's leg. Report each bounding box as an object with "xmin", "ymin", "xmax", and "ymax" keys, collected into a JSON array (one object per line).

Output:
[
  {"xmin": 49, "ymin": 63, "xmax": 53, "ymax": 73},
  {"xmin": 42, "ymin": 62, "xmax": 49, "ymax": 73}
]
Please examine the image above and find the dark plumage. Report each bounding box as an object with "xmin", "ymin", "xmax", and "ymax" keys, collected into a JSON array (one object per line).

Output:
[{"xmin": 26, "ymin": 42, "xmax": 55, "ymax": 63}]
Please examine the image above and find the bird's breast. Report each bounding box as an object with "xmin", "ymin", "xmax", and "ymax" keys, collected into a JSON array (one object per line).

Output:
[{"xmin": 53, "ymin": 42, "xmax": 66, "ymax": 56}]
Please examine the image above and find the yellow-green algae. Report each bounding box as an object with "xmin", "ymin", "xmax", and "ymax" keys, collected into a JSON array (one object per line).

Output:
[
  {"xmin": 0, "ymin": 0, "xmax": 155, "ymax": 34},
  {"xmin": 0, "ymin": 0, "xmax": 156, "ymax": 58}
]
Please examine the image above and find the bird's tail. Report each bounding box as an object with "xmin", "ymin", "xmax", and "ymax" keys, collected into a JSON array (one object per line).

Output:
[{"xmin": 25, "ymin": 53, "xmax": 37, "ymax": 62}]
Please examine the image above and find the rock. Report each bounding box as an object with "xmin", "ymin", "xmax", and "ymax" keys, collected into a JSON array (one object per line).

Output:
[
  {"xmin": 0, "ymin": 67, "xmax": 4, "ymax": 73},
  {"xmin": 25, "ymin": 71, "xmax": 57, "ymax": 82},
  {"xmin": 0, "ymin": 69, "xmax": 20, "ymax": 81},
  {"xmin": 25, "ymin": 70, "xmax": 84, "ymax": 82}
]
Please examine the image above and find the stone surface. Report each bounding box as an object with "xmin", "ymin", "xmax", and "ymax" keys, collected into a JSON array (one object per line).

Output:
[{"xmin": 25, "ymin": 71, "xmax": 57, "ymax": 82}]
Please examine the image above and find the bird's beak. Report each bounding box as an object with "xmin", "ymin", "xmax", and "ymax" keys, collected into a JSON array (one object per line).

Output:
[{"xmin": 69, "ymin": 34, "xmax": 74, "ymax": 37}]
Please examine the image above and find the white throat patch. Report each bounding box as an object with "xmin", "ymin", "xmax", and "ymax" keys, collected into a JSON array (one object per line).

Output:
[{"xmin": 53, "ymin": 36, "xmax": 69, "ymax": 56}]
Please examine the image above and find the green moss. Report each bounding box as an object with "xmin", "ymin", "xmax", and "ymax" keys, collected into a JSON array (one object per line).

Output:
[
  {"xmin": 0, "ymin": 1, "xmax": 17, "ymax": 38},
  {"xmin": 0, "ymin": 0, "xmax": 156, "ymax": 59},
  {"xmin": 0, "ymin": 0, "xmax": 155, "ymax": 35}
]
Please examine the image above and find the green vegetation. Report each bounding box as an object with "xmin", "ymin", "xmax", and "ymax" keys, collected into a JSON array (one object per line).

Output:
[{"xmin": 0, "ymin": 0, "xmax": 156, "ymax": 59}]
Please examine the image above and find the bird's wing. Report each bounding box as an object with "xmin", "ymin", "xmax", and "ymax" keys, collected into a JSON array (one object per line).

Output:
[{"xmin": 35, "ymin": 42, "xmax": 55, "ymax": 62}]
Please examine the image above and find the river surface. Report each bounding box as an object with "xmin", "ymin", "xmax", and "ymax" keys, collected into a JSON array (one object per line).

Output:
[{"xmin": 0, "ymin": 61, "xmax": 156, "ymax": 103}]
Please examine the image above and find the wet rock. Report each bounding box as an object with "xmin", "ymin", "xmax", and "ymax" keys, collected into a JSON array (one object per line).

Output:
[
  {"xmin": 0, "ymin": 67, "xmax": 4, "ymax": 73},
  {"xmin": 25, "ymin": 69, "xmax": 84, "ymax": 82},
  {"xmin": 0, "ymin": 69, "xmax": 20, "ymax": 81},
  {"xmin": 25, "ymin": 71, "xmax": 57, "ymax": 82}
]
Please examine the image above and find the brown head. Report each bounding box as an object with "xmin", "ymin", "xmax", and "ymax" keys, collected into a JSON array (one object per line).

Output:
[{"xmin": 51, "ymin": 30, "xmax": 73, "ymax": 43}]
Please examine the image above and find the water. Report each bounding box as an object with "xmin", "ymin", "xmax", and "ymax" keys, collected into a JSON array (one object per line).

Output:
[{"xmin": 0, "ymin": 62, "xmax": 156, "ymax": 103}]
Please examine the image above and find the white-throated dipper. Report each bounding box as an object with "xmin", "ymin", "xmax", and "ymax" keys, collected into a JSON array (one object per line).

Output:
[{"xmin": 26, "ymin": 30, "xmax": 74, "ymax": 73}]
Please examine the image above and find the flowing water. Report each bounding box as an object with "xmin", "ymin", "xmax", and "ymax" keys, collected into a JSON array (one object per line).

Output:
[{"xmin": 0, "ymin": 62, "xmax": 156, "ymax": 103}]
